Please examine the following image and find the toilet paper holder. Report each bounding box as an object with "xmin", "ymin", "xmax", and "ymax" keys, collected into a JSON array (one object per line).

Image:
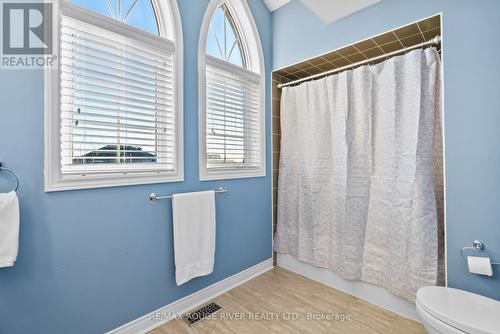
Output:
[{"xmin": 461, "ymin": 240, "xmax": 500, "ymax": 265}]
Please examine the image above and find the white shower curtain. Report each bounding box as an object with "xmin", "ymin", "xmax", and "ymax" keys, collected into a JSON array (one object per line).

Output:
[{"xmin": 274, "ymin": 48, "xmax": 443, "ymax": 302}]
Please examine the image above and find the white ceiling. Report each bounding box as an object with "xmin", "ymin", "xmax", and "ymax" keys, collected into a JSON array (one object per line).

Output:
[
  {"xmin": 264, "ymin": 0, "xmax": 381, "ymax": 24},
  {"xmin": 263, "ymin": 0, "xmax": 291, "ymax": 12}
]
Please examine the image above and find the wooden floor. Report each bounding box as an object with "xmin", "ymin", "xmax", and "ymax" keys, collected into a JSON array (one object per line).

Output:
[{"xmin": 149, "ymin": 267, "xmax": 426, "ymax": 334}]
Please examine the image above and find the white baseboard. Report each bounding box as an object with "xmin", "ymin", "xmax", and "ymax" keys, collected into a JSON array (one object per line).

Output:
[
  {"xmin": 106, "ymin": 258, "xmax": 274, "ymax": 334},
  {"xmin": 277, "ymin": 254, "xmax": 420, "ymax": 322}
]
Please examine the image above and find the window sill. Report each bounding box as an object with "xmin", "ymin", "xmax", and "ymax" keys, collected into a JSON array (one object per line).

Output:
[
  {"xmin": 199, "ymin": 168, "xmax": 265, "ymax": 181},
  {"xmin": 44, "ymin": 171, "xmax": 184, "ymax": 192}
]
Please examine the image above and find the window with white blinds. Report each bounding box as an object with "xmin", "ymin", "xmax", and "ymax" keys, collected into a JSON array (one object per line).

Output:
[
  {"xmin": 200, "ymin": 1, "xmax": 265, "ymax": 180},
  {"xmin": 60, "ymin": 14, "xmax": 175, "ymax": 175},
  {"xmin": 206, "ymin": 56, "xmax": 261, "ymax": 170},
  {"xmin": 44, "ymin": 1, "xmax": 182, "ymax": 191}
]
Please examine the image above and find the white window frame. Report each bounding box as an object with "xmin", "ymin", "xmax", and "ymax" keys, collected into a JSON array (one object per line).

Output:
[
  {"xmin": 44, "ymin": 0, "xmax": 184, "ymax": 192},
  {"xmin": 198, "ymin": 0, "xmax": 266, "ymax": 181}
]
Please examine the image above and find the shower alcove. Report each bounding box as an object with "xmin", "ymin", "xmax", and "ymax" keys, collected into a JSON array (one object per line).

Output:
[{"xmin": 271, "ymin": 14, "xmax": 444, "ymax": 321}]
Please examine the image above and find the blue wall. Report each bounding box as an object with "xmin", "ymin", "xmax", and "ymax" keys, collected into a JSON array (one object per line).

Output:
[
  {"xmin": 0, "ymin": 1, "xmax": 272, "ymax": 333},
  {"xmin": 273, "ymin": 0, "xmax": 500, "ymax": 300}
]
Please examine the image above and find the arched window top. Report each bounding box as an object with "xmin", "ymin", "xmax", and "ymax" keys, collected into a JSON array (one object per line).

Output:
[
  {"xmin": 201, "ymin": 0, "xmax": 263, "ymax": 74},
  {"xmin": 69, "ymin": 0, "xmax": 159, "ymax": 35},
  {"xmin": 206, "ymin": 4, "xmax": 246, "ymax": 68},
  {"xmin": 68, "ymin": 0, "xmax": 180, "ymax": 42}
]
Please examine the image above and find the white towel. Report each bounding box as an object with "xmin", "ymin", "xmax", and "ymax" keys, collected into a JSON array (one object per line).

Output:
[
  {"xmin": 0, "ymin": 191, "xmax": 20, "ymax": 268},
  {"xmin": 172, "ymin": 191, "xmax": 215, "ymax": 286}
]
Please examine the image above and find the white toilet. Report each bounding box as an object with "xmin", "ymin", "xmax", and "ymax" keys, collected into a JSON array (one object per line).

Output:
[{"xmin": 416, "ymin": 286, "xmax": 500, "ymax": 334}]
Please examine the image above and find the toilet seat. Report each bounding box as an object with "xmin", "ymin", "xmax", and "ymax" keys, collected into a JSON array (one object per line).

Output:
[
  {"xmin": 416, "ymin": 287, "xmax": 500, "ymax": 334},
  {"xmin": 416, "ymin": 300, "xmax": 468, "ymax": 333}
]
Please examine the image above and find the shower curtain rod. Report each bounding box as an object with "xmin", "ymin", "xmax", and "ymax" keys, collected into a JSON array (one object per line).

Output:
[{"xmin": 277, "ymin": 35, "xmax": 441, "ymax": 89}]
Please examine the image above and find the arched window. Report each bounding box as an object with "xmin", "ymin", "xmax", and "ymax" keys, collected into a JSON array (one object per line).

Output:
[
  {"xmin": 45, "ymin": 0, "xmax": 183, "ymax": 191},
  {"xmin": 199, "ymin": 0, "xmax": 265, "ymax": 180}
]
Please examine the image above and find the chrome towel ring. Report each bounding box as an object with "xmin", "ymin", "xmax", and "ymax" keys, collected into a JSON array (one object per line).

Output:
[{"xmin": 0, "ymin": 163, "xmax": 20, "ymax": 192}]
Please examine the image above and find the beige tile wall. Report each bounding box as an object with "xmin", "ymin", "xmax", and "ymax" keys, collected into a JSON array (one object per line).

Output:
[
  {"xmin": 274, "ymin": 15, "xmax": 441, "ymax": 80},
  {"xmin": 271, "ymin": 73, "xmax": 290, "ymax": 265}
]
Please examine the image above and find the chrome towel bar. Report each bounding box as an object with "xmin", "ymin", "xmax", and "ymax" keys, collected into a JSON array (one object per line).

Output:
[{"xmin": 149, "ymin": 187, "xmax": 228, "ymax": 202}]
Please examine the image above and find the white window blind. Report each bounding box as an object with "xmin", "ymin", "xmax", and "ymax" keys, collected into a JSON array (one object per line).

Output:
[
  {"xmin": 60, "ymin": 13, "xmax": 176, "ymax": 175},
  {"xmin": 205, "ymin": 56, "xmax": 261, "ymax": 170}
]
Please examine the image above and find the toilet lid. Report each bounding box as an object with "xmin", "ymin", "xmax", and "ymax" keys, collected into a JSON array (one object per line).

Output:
[{"xmin": 416, "ymin": 287, "xmax": 500, "ymax": 334}]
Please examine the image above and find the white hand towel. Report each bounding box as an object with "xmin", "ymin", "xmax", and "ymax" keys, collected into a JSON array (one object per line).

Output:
[
  {"xmin": 172, "ymin": 191, "xmax": 215, "ymax": 286},
  {"xmin": 0, "ymin": 191, "xmax": 20, "ymax": 268}
]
